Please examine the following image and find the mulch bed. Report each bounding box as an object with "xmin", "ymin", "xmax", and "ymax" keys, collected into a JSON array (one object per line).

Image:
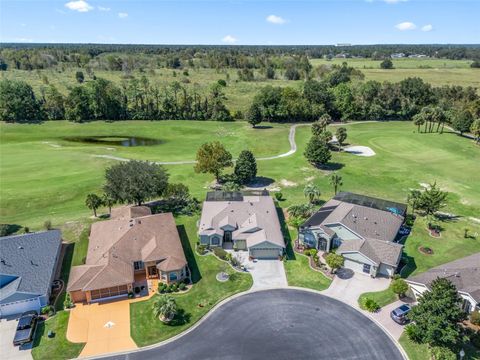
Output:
[
  {"xmin": 418, "ymin": 246, "xmax": 434, "ymax": 255},
  {"xmin": 428, "ymin": 228, "xmax": 441, "ymax": 238}
]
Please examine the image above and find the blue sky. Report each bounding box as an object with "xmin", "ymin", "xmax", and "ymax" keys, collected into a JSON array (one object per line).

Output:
[{"xmin": 1, "ymin": 0, "xmax": 478, "ymax": 45}]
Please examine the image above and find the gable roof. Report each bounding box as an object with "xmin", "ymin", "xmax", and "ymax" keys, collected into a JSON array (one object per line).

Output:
[
  {"xmin": 0, "ymin": 230, "xmax": 61, "ymax": 304},
  {"xmin": 407, "ymin": 253, "xmax": 480, "ymax": 302},
  {"xmin": 301, "ymin": 193, "xmax": 405, "ymax": 267},
  {"xmin": 67, "ymin": 208, "xmax": 187, "ymax": 292},
  {"xmin": 199, "ymin": 193, "xmax": 284, "ymax": 249}
]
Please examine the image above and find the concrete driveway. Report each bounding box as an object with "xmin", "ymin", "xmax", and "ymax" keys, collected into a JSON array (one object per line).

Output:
[
  {"xmin": 0, "ymin": 318, "xmax": 33, "ymax": 360},
  {"xmin": 230, "ymin": 251, "xmax": 287, "ymax": 289},
  {"xmin": 103, "ymin": 289, "xmax": 404, "ymax": 360},
  {"xmin": 321, "ymin": 269, "xmax": 391, "ymax": 308},
  {"xmin": 369, "ymin": 300, "xmax": 413, "ymax": 340}
]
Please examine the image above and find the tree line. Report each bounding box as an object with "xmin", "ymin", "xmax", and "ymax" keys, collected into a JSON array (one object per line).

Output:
[
  {"xmin": 1, "ymin": 43, "xmax": 479, "ymax": 72},
  {"xmin": 0, "ymin": 77, "xmax": 232, "ymax": 122}
]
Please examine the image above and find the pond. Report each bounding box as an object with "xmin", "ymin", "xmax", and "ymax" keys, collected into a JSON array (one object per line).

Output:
[{"xmin": 63, "ymin": 136, "xmax": 163, "ymax": 147}]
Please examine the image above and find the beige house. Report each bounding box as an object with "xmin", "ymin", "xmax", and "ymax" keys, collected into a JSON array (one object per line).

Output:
[
  {"xmin": 299, "ymin": 192, "xmax": 406, "ymax": 277},
  {"xmin": 198, "ymin": 191, "xmax": 285, "ymax": 259},
  {"xmin": 67, "ymin": 206, "xmax": 188, "ymax": 303}
]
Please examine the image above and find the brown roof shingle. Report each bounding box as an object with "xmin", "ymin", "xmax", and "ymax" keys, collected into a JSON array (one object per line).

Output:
[{"xmin": 67, "ymin": 208, "xmax": 186, "ymax": 292}]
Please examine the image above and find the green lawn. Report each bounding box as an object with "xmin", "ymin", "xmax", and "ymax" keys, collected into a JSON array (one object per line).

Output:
[
  {"xmin": 358, "ymin": 285, "xmax": 397, "ymax": 309},
  {"xmin": 31, "ymin": 311, "xmax": 84, "ymax": 360},
  {"xmin": 284, "ymin": 254, "xmax": 332, "ymax": 291},
  {"xmin": 130, "ymin": 215, "xmax": 253, "ymax": 347}
]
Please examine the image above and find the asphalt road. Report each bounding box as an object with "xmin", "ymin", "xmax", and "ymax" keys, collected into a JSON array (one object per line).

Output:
[{"xmin": 100, "ymin": 289, "xmax": 404, "ymax": 360}]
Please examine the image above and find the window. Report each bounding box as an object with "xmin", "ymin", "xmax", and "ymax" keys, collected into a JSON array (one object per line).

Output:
[
  {"xmin": 134, "ymin": 261, "xmax": 144, "ymax": 271},
  {"xmin": 363, "ymin": 264, "xmax": 371, "ymax": 274},
  {"xmin": 211, "ymin": 236, "xmax": 220, "ymax": 246},
  {"xmin": 169, "ymin": 272, "xmax": 178, "ymax": 282}
]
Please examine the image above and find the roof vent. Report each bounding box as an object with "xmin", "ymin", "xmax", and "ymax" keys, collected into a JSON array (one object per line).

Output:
[
  {"xmin": 1, "ymin": 259, "xmax": 6, "ymax": 265},
  {"xmin": 18, "ymin": 246, "xmax": 24, "ymax": 250},
  {"xmin": 364, "ymin": 217, "xmax": 368, "ymax": 220}
]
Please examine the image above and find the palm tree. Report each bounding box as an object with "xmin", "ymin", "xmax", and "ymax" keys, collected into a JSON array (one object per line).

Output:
[
  {"xmin": 287, "ymin": 203, "xmax": 315, "ymax": 219},
  {"xmin": 102, "ymin": 193, "xmax": 116, "ymax": 215},
  {"xmin": 153, "ymin": 295, "xmax": 177, "ymax": 322},
  {"xmin": 85, "ymin": 193, "xmax": 103, "ymax": 217},
  {"xmin": 413, "ymin": 114, "xmax": 425, "ymax": 133},
  {"xmin": 303, "ymin": 183, "xmax": 321, "ymax": 204},
  {"xmin": 329, "ymin": 173, "xmax": 343, "ymax": 195}
]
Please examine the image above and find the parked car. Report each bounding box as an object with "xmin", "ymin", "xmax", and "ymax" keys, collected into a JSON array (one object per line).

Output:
[
  {"xmin": 390, "ymin": 304, "xmax": 411, "ymax": 325},
  {"xmin": 13, "ymin": 311, "xmax": 38, "ymax": 346}
]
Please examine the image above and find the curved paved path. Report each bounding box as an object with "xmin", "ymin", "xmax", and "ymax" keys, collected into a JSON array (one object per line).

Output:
[
  {"xmin": 92, "ymin": 124, "xmax": 310, "ymax": 165},
  {"xmin": 100, "ymin": 289, "xmax": 404, "ymax": 360}
]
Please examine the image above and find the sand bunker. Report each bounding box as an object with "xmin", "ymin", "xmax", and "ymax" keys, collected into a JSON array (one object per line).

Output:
[{"xmin": 344, "ymin": 146, "xmax": 376, "ymax": 157}]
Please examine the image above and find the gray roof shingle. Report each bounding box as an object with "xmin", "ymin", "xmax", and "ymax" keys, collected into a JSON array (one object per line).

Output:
[
  {"xmin": 407, "ymin": 252, "xmax": 480, "ymax": 302},
  {"xmin": 0, "ymin": 230, "xmax": 61, "ymax": 304}
]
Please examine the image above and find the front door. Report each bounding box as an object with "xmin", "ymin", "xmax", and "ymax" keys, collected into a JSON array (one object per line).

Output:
[
  {"xmin": 224, "ymin": 231, "xmax": 232, "ymax": 242},
  {"xmin": 148, "ymin": 266, "xmax": 158, "ymax": 278},
  {"xmin": 318, "ymin": 238, "xmax": 327, "ymax": 251}
]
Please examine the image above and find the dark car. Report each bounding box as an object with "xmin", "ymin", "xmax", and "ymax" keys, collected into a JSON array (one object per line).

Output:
[
  {"xmin": 13, "ymin": 311, "xmax": 38, "ymax": 346},
  {"xmin": 390, "ymin": 304, "xmax": 411, "ymax": 325}
]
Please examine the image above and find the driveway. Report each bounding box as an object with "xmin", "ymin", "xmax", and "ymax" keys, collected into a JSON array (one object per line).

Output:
[
  {"xmin": 369, "ymin": 300, "xmax": 413, "ymax": 340},
  {"xmin": 0, "ymin": 318, "xmax": 33, "ymax": 360},
  {"xmin": 102, "ymin": 289, "xmax": 404, "ymax": 360},
  {"xmin": 231, "ymin": 251, "xmax": 287, "ymax": 289},
  {"xmin": 321, "ymin": 269, "xmax": 391, "ymax": 308},
  {"xmin": 67, "ymin": 300, "xmax": 137, "ymax": 358}
]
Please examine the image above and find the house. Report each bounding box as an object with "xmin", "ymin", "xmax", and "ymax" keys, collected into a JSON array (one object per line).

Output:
[
  {"xmin": 406, "ymin": 253, "xmax": 480, "ymax": 313},
  {"xmin": 67, "ymin": 206, "xmax": 188, "ymax": 304},
  {"xmin": 299, "ymin": 192, "xmax": 406, "ymax": 277},
  {"xmin": 198, "ymin": 191, "xmax": 285, "ymax": 259},
  {"xmin": 0, "ymin": 230, "xmax": 62, "ymax": 318}
]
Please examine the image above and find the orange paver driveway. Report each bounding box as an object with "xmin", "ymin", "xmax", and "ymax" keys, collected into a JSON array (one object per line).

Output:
[
  {"xmin": 67, "ymin": 283, "xmax": 157, "ymax": 358},
  {"xmin": 67, "ymin": 300, "xmax": 137, "ymax": 358}
]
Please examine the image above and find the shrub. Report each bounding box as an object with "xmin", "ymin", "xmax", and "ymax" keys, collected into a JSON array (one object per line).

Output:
[
  {"xmin": 158, "ymin": 283, "xmax": 166, "ymax": 293},
  {"xmin": 213, "ymin": 247, "xmax": 228, "ymax": 260},
  {"xmin": 230, "ymin": 257, "xmax": 240, "ymax": 267},
  {"xmin": 391, "ymin": 278, "xmax": 409, "ymax": 298},
  {"xmin": 225, "ymin": 253, "xmax": 232, "ymax": 262},
  {"xmin": 197, "ymin": 244, "xmax": 207, "ymax": 255},
  {"xmin": 470, "ymin": 310, "xmax": 480, "ymax": 326},
  {"xmin": 362, "ymin": 298, "xmax": 380, "ymax": 312},
  {"xmin": 172, "ymin": 283, "xmax": 179, "ymax": 292},
  {"xmin": 217, "ymin": 79, "xmax": 227, "ymax": 87},
  {"xmin": 274, "ymin": 192, "xmax": 284, "ymax": 201},
  {"xmin": 470, "ymin": 331, "xmax": 480, "ymax": 348},
  {"xmin": 63, "ymin": 293, "xmax": 73, "ymax": 309},
  {"xmin": 429, "ymin": 346, "xmax": 456, "ymax": 360},
  {"xmin": 179, "ymin": 282, "xmax": 186, "ymax": 291},
  {"xmin": 128, "ymin": 292, "xmax": 134, "ymax": 298},
  {"xmin": 44, "ymin": 220, "xmax": 52, "ymax": 230},
  {"xmin": 41, "ymin": 305, "xmax": 53, "ymax": 315}
]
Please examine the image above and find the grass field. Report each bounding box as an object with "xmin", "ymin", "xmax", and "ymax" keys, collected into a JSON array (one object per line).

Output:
[
  {"xmin": 1, "ymin": 120, "xmax": 479, "ymax": 278},
  {"xmin": 358, "ymin": 286, "xmax": 397, "ymax": 309}
]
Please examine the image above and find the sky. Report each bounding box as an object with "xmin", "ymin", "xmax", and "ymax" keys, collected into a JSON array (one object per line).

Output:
[{"xmin": 0, "ymin": 0, "xmax": 479, "ymax": 45}]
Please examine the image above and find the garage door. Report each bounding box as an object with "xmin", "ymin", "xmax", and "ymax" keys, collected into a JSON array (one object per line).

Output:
[
  {"xmin": 343, "ymin": 258, "xmax": 366, "ymax": 273},
  {"xmin": 0, "ymin": 298, "xmax": 40, "ymax": 318},
  {"xmin": 249, "ymin": 248, "xmax": 280, "ymax": 259},
  {"xmin": 90, "ymin": 285, "xmax": 129, "ymax": 301}
]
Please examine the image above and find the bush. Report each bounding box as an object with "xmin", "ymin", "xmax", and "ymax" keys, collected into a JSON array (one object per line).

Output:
[
  {"xmin": 41, "ymin": 305, "xmax": 53, "ymax": 315},
  {"xmin": 158, "ymin": 283, "xmax": 166, "ymax": 293},
  {"xmin": 470, "ymin": 331, "xmax": 480, "ymax": 348},
  {"xmin": 429, "ymin": 346, "xmax": 456, "ymax": 360},
  {"xmin": 274, "ymin": 192, "xmax": 284, "ymax": 201},
  {"xmin": 470, "ymin": 310, "xmax": 480, "ymax": 326},
  {"xmin": 391, "ymin": 278, "xmax": 409, "ymax": 298},
  {"xmin": 217, "ymin": 79, "xmax": 227, "ymax": 87},
  {"xmin": 44, "ymin": 220, "xmax": 52, "ymax": 230},
  {"xmin": 172, "ymin": 283, "xmax": 179, "ymax": 292},
  {"xmin": 230, "ymin": 257, "xmax": 240, "ymax": 267},
  {"xmin": 63, "ymin": 293, "xmax": 73, "ymax": 309},
  {"xmin": 197, "ymin": 244, "xmax": 207, "ymax": 255},
  {"xmin": 213, "ymin": 247, "xmax": 228, "ymax": 260},
  {"xmin": 362, "ymin": 298, "xmax": 380, "ymax": 312},
  {"xmin": 179, "ymin": 282, "xmax": 186, "ymax": 291}
]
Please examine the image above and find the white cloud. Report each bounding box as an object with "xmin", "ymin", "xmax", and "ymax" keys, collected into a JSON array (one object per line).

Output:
[
  {"xmin": 98, "ymin": 6, "xmax": 110, "ymax": 11},
  {"xmin": 266, "ymin": 15, "xmax": 287, "ymax": 25},
  {"xmin": 222, "ymin": 35, "xmax": 238, "ymax": 44},
  {"xmin": 15, "ymin": 37, "xmax": 33, "ymax": 42},
  {"xmin": 421, "ymin": 24, "xmax": 433, "ymax": 32},
  {"xmin": 395, "ymin": 21, "xmax": 416, "ymax": 31},
  {"xmin": 384, "ymin": 0, "xmax": 407, "ymax": 3},
  {"xmin": 118, "ymin": 12, "xmax": 128, "ymax": 18},
  {"xmin": 64, "ymin": 0, "xmax": 93, "ymax": 12}
]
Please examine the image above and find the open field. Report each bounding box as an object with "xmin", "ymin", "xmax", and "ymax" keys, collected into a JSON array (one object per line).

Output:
[{"xmin": 1, "ymin": 120, "xmax": 479, "ymax": 278}]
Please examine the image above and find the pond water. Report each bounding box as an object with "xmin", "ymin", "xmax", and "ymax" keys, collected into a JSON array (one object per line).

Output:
[{"xmin": 63, "ymin": 136, "xmax": 163, "ymax": 147}]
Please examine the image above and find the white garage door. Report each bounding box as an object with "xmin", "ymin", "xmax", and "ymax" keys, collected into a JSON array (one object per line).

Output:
[
  {"xmin": 0, "ymin": 298, "xmax": 40, "ymax": 318},
  {"xmin": 249, "ymin": 248, "xmax": 280, "ymax": 259},
  {"xmin": 343, "ymin": 258, "xmax": 367, "ymax": 273}
]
